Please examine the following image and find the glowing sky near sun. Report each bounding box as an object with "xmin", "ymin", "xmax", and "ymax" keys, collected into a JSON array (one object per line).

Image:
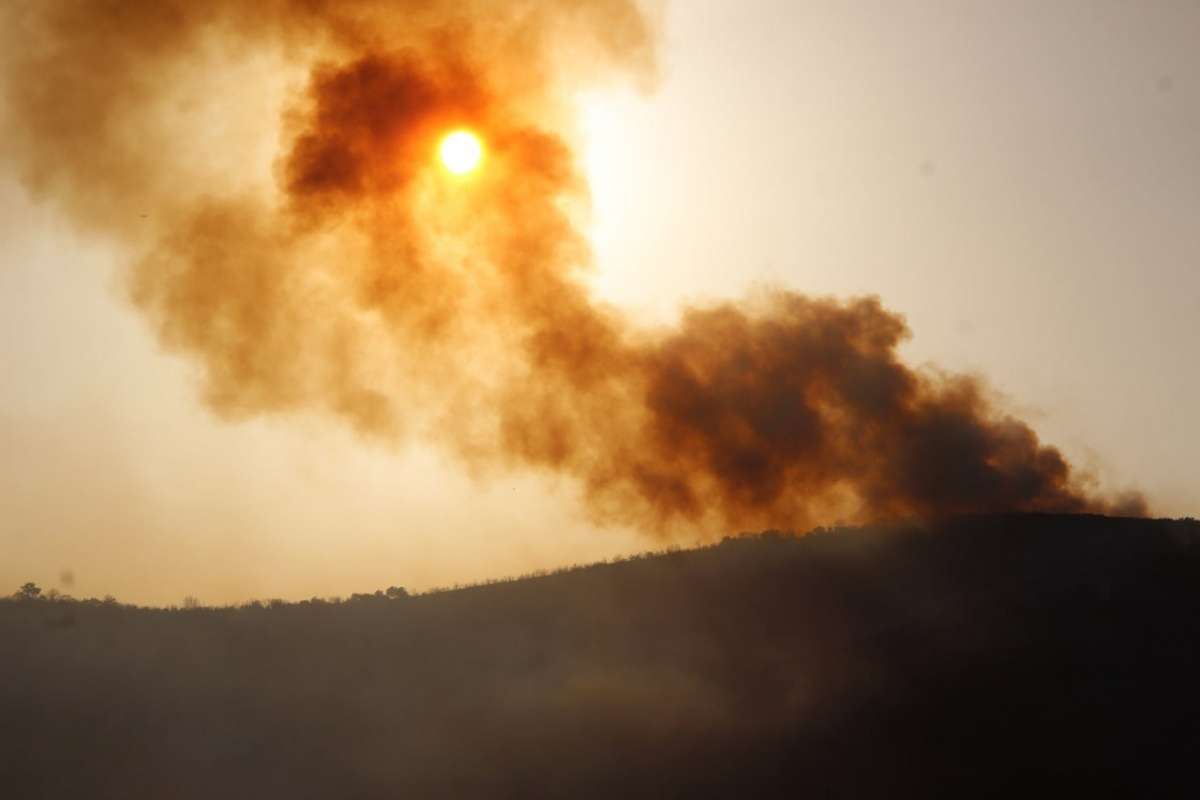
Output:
[{"xmin": 1, "ymin": 0, "xmax": 1196, "ymax": 605}]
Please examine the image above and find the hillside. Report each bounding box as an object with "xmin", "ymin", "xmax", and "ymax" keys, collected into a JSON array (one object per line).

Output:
[{"xmin": 3, "ymin": 513, "xmax": 1200, "ymax": 797}]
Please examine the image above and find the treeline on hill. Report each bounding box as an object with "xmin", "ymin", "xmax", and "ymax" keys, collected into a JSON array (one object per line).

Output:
[{"xmin": 3, "ymin": 513, "xmax": 1200, "ymax": 798}]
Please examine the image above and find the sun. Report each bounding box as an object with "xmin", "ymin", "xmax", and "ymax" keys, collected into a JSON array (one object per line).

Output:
[{"xmin": 439, "ymin": 129, "xmax": 484, "ymax": 175}]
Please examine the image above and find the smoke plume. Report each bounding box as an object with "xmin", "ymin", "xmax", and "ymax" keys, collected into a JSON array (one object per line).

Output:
[{"xmin": 0, "ymin": 0, "xmax": 1143, "ymax": 536}]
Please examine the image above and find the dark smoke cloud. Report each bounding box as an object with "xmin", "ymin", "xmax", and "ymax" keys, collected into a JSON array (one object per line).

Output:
[{"xmin": 0, "ymin": 0, "xmax": 1144, "ymax": 537}]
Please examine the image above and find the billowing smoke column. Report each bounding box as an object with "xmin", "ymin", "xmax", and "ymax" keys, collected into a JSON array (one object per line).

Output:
[{"xmin": 0, "ymin": 0, "xmax": 1143, "ymax": 536}]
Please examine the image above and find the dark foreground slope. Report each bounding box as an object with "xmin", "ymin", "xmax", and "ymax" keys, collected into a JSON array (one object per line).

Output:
[{"xmin": 3, "ymin": 514, "xmax": 1200, "ymax": 798}]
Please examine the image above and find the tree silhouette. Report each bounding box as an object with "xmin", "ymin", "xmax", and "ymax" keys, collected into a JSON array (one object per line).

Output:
[
  {"xmin": 16, "ymin": 582, "xmax": 41, "ymax": 600},
  {"xmin": 3, "ymin": 515, "xmax": 1199, "ymax": 798}
]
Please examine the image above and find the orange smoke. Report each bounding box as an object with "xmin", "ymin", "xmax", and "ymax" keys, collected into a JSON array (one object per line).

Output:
[{"xmin": 0, "ymin": 0, "xmax": 1143, "ymax": 537}]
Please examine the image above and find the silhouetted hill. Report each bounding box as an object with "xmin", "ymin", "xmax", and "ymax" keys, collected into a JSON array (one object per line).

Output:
[{"xmin": 3, "ymin": 513, "xmax": 1199, "ymax": 797}]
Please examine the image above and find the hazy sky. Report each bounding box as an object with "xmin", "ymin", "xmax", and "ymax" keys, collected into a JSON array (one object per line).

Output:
[{"xmin": 2, "ymin": 0, "xmax": 1197, "ymax": 604}]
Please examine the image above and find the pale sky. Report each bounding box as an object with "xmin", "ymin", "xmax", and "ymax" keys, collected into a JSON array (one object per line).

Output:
[{"xmin": 2, "ymin": 0, "xmax": 1197, "ymax": 605}]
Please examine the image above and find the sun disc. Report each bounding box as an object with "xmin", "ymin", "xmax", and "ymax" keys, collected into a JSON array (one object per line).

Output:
[{"xmin": 439, "ymin": 130, "xmax": 483, "ymax": 175}]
